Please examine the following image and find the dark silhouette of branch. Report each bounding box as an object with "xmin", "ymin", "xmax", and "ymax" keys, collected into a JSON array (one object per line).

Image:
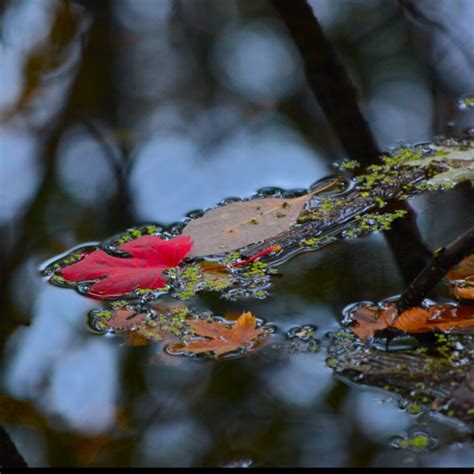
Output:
[
  {"xmin": 397, "ymin": 224, "xmax": 474, "ymax": 312},
  {"xmin": 271, "ymin": 0, "xmax": 380, "ymax": 166},
  {"xmin": 0, "ymin": 425, "xmax": 28, "ymax": 467},
  {"xmin": 271, "ymin": 0, "xmax": 431, "ymax": 282}
]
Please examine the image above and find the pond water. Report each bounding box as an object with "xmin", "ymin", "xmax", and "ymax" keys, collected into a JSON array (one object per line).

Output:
[{"xmin": 1, "ymin": 0, "xmax": 473, "ymax": 467}]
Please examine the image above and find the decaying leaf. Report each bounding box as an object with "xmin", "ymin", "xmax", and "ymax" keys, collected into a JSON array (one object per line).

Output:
[
  {"xmin": 393, "ymin": 305, "xmax": 474, "ymax": 333},
  {"xmin": 447, "ymin": 254, "xmax": 474, "ymax": 300},
  {"xmin": 182, "ymin": 180, "xmax": 338, "ymax": 258},
  {"xmin": 408, "ymin": 144, "xmax": 474, "ymax": 188},
  {"xmin": 350, "ymin": 302, "xmax": 474, "ymax": 339},
  {"xmin": 183, "ymin": 311, "xmax": 266, "ymax": 356},
  {"xmin": 447, "ymin": 254, "xmax": 474, "ymax": 280},
  {"xmin": 350, "ymin": 304, "xmax": 398, "ymax": 339}
]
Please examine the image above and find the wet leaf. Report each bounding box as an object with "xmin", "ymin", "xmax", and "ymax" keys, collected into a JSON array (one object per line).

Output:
[
  {"xmin": 350, "ymin": 304, "xmax": 398, "ymax": 339},
  {"xmin": 350, "ymin": 303, "xmax": 474, "ymax": 339},
  {"xmin": 408, "ymin": 144, "xmax": 474, "ymax": 188},
  {"xmin": 447, "ymin": 254, "xmax": 474, "ymax": 281},
  {"xmin": 182, "ymin": 181, "xmax": 338, "ymax": 257},
  {"xmin": 55, "ymin": 235, "xmax": 193, "ymax": 299},
  {"xmin": 447, "ymin": 254, "xmax": 474, "ymax": 301},
  {"xmin": 184, "ymin": 311, "xmax": 266, "ymax": 356},
  {"xmin": 393, "ymin": 305, "xmax": 474, "ymax": 333},
  {"xmin": 452, "ymin": 286, "xmax": 474, "ymax": 300}
]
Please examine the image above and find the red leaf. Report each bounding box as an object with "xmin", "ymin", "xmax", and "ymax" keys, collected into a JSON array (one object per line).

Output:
[{"xmin": 59, "ymin": 235, "xmax": 193, "ymax": 299}]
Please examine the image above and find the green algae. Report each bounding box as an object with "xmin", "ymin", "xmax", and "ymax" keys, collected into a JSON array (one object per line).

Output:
[{"xmin": 391, "ymin": 431, "xmax": 435, "ymax": 452}]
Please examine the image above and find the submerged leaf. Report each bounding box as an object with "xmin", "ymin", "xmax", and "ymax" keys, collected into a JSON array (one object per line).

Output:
[
  {"xmin": 184, "ymin": 311, "xmax": 266, "ymax": 356},
  {"xmin": 53, "ymin": 235, "xmax": 193, "ymax": 299},
  {"xmin": 182, "ymin": 180, "xmax": 338, "ymax": 257}
]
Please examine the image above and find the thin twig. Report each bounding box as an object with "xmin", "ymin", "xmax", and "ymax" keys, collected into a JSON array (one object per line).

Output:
[{"xmin": 397, "ymin": 224, "xmax": 474, "ymax": 312}]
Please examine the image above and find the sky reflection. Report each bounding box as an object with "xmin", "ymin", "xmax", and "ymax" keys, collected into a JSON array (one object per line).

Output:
[{"xmin": 0, "ymin": 0, "xmax": 473, "ymax": 468}]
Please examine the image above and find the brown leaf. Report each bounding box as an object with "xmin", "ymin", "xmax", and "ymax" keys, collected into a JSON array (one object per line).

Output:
[
  {"xmin": 447, "ymin": 254, "xmax": 474, "ymax": 301},
  {"xmin": 351, "ymin": 304, "xmax": 398, "ymax": 339},
  {"xmin": 392, "ymin": 307, "xmax": 431, "ymax": 333},
  {"xmin": 395, "ymin": 305, "xmax": 474, "ymax": 333},
  {"xmin": 447, "ymin": 254, "xmax": 474, "ymax": 281},
  {"xmin": 230, "ymin": 311, "xmax": 264, "ymax": 344},
  {"xmin": 452, "ymin": 285, "xmax": 474, "ymax": 300},
  {"xmin": 351, "ymin": 303, "xmax": 474, "ymax": 339},
  {"xmin": 103, "ymin": 307, "xmax": 147, "ymax": 331},
  {"xmin": 182, "ymin": 180, "xmax": 338, "ymax": 257},
  {"xmin": 184, "ymin": 311, "xmax": 265, "ymax": 356}
]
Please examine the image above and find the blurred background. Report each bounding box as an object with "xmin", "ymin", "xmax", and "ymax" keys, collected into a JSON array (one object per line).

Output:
[{"xmin": 0, "ymin": 0, "xmax": 473, "ymax": 467}]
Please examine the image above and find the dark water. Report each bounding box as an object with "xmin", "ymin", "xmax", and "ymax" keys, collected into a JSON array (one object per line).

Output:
[{"xmin": 1, "ymin": 0, "xmax": 474, "ymax": 467}]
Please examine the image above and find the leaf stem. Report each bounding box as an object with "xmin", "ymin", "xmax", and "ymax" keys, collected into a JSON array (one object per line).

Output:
[{"xmin": 203, "ymin": 245, "xmax": 281, "ymax": 272}]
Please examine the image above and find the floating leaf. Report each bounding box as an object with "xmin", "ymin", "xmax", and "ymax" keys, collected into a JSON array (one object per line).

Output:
[
  {"xmin": 350, "ymin": 304, "xmax": 398, "ymax": 339},
  {"xmin": 51, "ymin": 235, "xmax": 193, "ymax": 300},
  {"xmin": 393, "ymin": 305, "xmax": 474, "ymax": 333},
  {"xmin": 447, "ymin": 254, "xmax": 474, "ymax": 281},
  {"xmin": 407, "ymin": 143, "xmax": 474, "ymax": 189},
  {"xmin": 350, "ymin": 302, "xmax": 474, "ymax": 339},
  {"xmin": 447, "ymin": 254, "xmax": 474, "ymax": 301},
  {"xmin": 182, "ymin": 180, "xmax": 338, "ymax": 257},
  {"xmin": 183, "ymin": 311, "xmax": 266, "ymax": 356},
  {"xmin": 451, "ymin": 286, "xmax": 474, "ymax": 300},
  {"xmin": 90, "ymin": 303, "xmax": 149, "ymax": 332}
]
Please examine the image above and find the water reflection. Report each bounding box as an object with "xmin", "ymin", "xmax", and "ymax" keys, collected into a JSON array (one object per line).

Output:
[
  {"xmin": 0, "ymin": 0, "xmax": 473, "ymax": 468},
  {"xmin": 4, "ymin": 287, "xmax": 119, "ymax": 435},
  {"xmin": 55, "ymin": 125, "xmax": 118, "ymax": 206},
  {"xmin": 130, "ymin": 118, "xmax": 328, "ymax": 223},
  {"xmin": 0, "ymin": 128, "xmax": 40, "ymax": 224},
  {"xmin": 211, "ymin": 20, "xmax": 303, "ymax": 103}
]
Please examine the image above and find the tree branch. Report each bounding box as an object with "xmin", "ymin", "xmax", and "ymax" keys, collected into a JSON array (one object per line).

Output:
[
  {"xmin": 0, "ymin": 425, "xmax": 28, "ymax": 467},
  {"xmin": 271, "ymin": 0, "xmax": 431, "ymax": 281},
  {"xmin": 397, "ymin": 224, "xmax": 474, "ymax": 312},
  {"xmin": 271, "ymin": 0, "xmax": 380, "ymax": 166}
]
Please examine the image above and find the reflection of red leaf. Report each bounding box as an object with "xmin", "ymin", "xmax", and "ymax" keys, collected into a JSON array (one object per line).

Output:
[
  {"xmin": 351, "ymin": 303, "xmax": 474, "ymax": 339},
  {"xmin": 60, "ymin": 235, "xmax": 193, "ymax": 299},
  {"xmin": 184, "ymin": 312, "xmax": 265, "ymax": 356}
]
